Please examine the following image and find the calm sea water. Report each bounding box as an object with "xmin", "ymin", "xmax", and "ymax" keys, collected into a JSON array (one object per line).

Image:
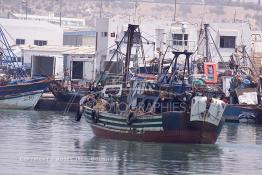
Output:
[{"xmin": 0, "ymin": 110, "xmax": 262, "ymax": 175}]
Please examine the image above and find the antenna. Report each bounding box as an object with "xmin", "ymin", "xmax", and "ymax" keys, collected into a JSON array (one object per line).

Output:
[
  {"xmin": 201, "ymin": 0, "xmax": 206, "ymax": 24},
  {"xmin": 204, "ymin": 24, "xmax": 210, "ymax": 62},
  {"xmin": 134, "ymin": 0, "xmax": 138, "ymax": 23},
  {"xmin": 100, "ymin": 0, "xmax": 103, "ymax": 18},
  {"xmin": 174, "ymin": 0, "xmax": 177, "ymax": 21},
  {"xmin": 233, "ymin": 9, "xmax": 236, "ymax": 23}
]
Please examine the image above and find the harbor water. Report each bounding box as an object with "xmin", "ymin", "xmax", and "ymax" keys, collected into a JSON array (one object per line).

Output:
[{"xmin": 0, "ymin": 110, "xmax": 262, "ymax": 175}]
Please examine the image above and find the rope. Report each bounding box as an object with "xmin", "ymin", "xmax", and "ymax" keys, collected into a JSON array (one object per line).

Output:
[{"xmin": 63, "ymin": 86, "xmax": 81, "ymax": 115}]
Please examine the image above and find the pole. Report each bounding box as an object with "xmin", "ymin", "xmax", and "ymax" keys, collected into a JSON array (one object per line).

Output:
[
  {"xmin": 233, "ymin": 9, "xmax": 236, "ymax": 23},
  {"xmin": 22, "ymin": 0, "xmax": 28, "ymax": 20},
  {"xmin": 59, "ymin": 0, "xmax": 62, "ymax": 26},
  {"xmin": 204, "ymin": 24, "xmax": 209, "ymax": 62},
  {"xmin": 0, "ymin": 0, "xmax": 2, "ymax": 17},
  {"xmin": 100, "ymin": 0, "xmax": 103, "ymax": 18},
  {"xmin": 134, "ymin": 0, "xmax": 138, "ymax": 23},
  {"xmin": 26, "ymin": 0, "xmax": 28, "ymax": 20},
  {"xmin": 123, "ymin": 24, "xmax": 138, "ymax": 88},
  {"xmin": 174, "ymin": 0, "xmax": 177, "ymax": 21}
]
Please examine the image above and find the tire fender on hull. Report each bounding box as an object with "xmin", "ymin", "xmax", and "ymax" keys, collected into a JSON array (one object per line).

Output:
[
  {"xmin": 92, "ymin": 110, "xmax": 99, "ymax": 123},
  {"xmin": 127, "ymin": 112, "xmax": 137, "ymax": 125}
]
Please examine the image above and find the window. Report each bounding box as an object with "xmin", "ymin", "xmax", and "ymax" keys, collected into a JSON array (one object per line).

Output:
[
  {"xmin": 220, "ymin": 36, "xmax": 236, "ymax": 48},
  {"xmin": 17, "ymin": 57, "xmax": 22, "ymax": 62},
  {"xmin": 111, "ymin": 32, "xmax": 116, "ymax": 37},
  {"xmin": 34, "ymin": 40, "xmax": 47, "ymax": 46},
  {"xmin": 16, "ymin": 39, "xmax": 25, "ymax": 45},
  {"xmin": 101, "ymin": 32, "xmax": 108, "ymax": 37},
  {"xmin": 172, "ymin": 34, "xmax": 188, "ymax": 46}
]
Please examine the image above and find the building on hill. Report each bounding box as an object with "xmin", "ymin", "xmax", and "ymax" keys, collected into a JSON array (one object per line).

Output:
[
  {"xmin": 9, "ymin": 13, "xmax": 86, "ymax": 28},
  {"xmin": 0, "ymin": 18, "xmax": 63, "ymax": 67},
  {"xmin": 0, "ymin": 18, "xmax": 63, "ymax": 46}
]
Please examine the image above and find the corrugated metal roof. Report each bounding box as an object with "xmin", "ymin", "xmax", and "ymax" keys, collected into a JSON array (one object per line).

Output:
[{"xmin": 0, "ymin": 18, "xmax": 62, "ymax": 30}]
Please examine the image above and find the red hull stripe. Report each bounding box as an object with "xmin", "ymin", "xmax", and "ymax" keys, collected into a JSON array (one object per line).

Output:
[{"xmin": 90, "ymin": 124, "xmax": 217, "ymax": 144}]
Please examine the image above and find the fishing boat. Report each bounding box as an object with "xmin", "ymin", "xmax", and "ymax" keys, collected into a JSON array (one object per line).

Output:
[
  {"xmin": 82, "ymin": 83, "xmax": 225, "ymax": 144},
  {"xmin": 221, "ymin": 46, "xmax": 262, "ymax": 123},
  {"xmin": 80, "ymin": 24, "xmax": 226, "ymax": 144},
  {"xmin": 192, "ymin": 24, "xmax": 262, "ymax": 124},
  {"xmin": 0, "ymin": 77, "xmax": 50, "ymax": 109},
  {"xmin": 255, "ymin": 76, "xmax": 262, "ymax": 124},
  {"xmin": 0, "ymin": 26, "xmax": 50, "ymax": 110}
]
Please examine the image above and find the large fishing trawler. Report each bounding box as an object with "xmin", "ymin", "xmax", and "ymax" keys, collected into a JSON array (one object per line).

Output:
[{"xmin": 80, "ymin": 24, "xmax": 226, "ymax": 144}]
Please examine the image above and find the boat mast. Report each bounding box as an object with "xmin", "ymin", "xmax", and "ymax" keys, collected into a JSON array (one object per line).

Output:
[
  {"xmin": 123, "ymin": 24, "xmax": 138, "ymax": 88},
  {"xmin": 204, "ymin": 24, "xmax": 210, "ymax": 62}
]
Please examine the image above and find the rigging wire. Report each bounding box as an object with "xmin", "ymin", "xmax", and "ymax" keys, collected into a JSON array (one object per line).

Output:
[
  {"xmin": 96, "ymin": 31, "xmax": 128, "ymax": 84},
  {"xmin": 140, "ymin": 30, "xmax": 180, "ymax": 52},
  {"xmin": 244, "ymin": 49, "xmax": 259, "ymax": 77},
  {"xmin": 207, "ymin": 29, "xmax": 229, "ymax": 70},
  {"xmin": 0, "ymin": 27, "xmax": 26, "ymax": 78}
]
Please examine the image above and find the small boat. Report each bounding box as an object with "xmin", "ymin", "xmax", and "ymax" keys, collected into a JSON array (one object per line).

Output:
[
  {"xmin": 0, "ymin": 77, "xmax": 50, "ymax": 109},
  {"xmin": 80, "ymin": 24, "xmax": 226, "ymax": 144},
  {"xmin": 222, "ymin": 65, "xmax": 262, "ymax": 123}
]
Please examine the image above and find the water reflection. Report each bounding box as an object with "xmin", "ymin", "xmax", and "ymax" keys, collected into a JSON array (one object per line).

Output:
[
  {"xmin": 1, "ymin": 111, "xmax": 262, "ymax": 175},
  {"xmin": 219, "ymin": 123, "xmax": 262, "ymax": 144},
  {"xmin": 83, "ymin": 138, "xmax": 223, "ymax": 175}
]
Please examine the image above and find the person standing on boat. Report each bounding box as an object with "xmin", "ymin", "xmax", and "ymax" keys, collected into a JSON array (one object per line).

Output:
[{"xmin": 63, "ymin": 68, "xmax": 70, "ymax": 90}]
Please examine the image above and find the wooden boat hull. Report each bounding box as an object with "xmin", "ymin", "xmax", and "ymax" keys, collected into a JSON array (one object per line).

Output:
[
  {"xmin": 55, "ymin": 92, "xmax": 85, "ymax": 103},
  {"xmin": 0, "ymin": 90, "xmax": 43, "ymax": 109},
  {"xmin": 0, "ymin": 78, "xmax": 50, "ymax": 110},
  {"xmin": 83, "ymin": 107, "xmax": 224, "ymax": 144},
  {"xmin": 90, "ymin": 125, "xmax": 219, "ymax": 144}
]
